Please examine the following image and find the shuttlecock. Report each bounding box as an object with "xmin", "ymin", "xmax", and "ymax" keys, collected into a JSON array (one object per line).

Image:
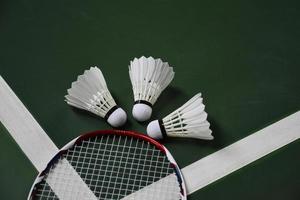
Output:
[
  {"xmin": 65, "ymin": 67, "xmax": 127, "ymax": 127},
  {"xmin": 129, "ymin": 56, "xmax": 174, "ymax": 122},
  {"xmin": 147, "ymin": 93, "xmax": 213, "ymax": 140}
]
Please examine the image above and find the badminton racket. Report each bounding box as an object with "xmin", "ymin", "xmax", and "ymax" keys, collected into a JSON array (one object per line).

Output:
[{"xmin": 0, "ymin": 76, "xmax": 186, "ymax": 200}]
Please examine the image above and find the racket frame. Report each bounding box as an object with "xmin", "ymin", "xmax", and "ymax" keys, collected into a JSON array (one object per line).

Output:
[{"xmin": 29, "ymin": 130, "xmax": 187, "ymax": 200}]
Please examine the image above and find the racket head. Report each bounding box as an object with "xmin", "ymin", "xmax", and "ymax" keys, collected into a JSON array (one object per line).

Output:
[{"xmin": 28, "ymin": 130, "xmax": 187, "ymax": 200}]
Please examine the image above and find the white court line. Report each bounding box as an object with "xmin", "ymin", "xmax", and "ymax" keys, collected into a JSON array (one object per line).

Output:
[
  {"xmin": 0, "ymin": 76, "xmax": 97, "ymax": 200},
  {"xmin": 182, "ymin": 111, "xmax": 300, "ymax": 194}
]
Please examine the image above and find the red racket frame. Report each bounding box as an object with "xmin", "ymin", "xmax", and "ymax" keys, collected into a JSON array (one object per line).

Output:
[{"xmin": 28, "ymin": 130, "xmax": 187, "ymax": 200}]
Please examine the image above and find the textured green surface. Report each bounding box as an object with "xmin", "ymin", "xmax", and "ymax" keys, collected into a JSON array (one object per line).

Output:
[{"xmin": 0, "ymin": 0, "xmax": 300, "ymax": 199}]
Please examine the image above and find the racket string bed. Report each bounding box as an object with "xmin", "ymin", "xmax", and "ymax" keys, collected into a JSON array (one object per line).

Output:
[{"xmin": 31, "ymin": 134, "xmax": 184, "ymax": 200}]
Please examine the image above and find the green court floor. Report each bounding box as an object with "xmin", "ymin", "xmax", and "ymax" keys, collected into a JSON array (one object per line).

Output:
[{"xmin": 0, "ymin": 0, "xmax": 299, "ymax": 199}]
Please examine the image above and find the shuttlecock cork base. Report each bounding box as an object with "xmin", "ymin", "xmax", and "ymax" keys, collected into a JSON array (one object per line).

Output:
[
  {"xmin": 147, "ymin": 119, "xmax": 167, "ymax": 140},
  {"xmin": 132, "ymin": 100, "xmax": 153, "ymax": 122},
  {"xmin": 104, "ymin": 106, "xmax": 127, "ymax": 127}
]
